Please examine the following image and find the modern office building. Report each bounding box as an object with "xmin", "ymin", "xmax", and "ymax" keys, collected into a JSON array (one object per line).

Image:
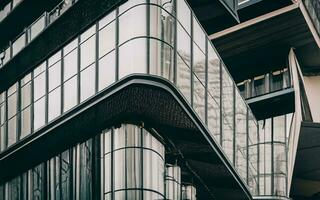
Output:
[{"xmin": 0, "ymin": 0, "xmax": 318, "ymax": 199}]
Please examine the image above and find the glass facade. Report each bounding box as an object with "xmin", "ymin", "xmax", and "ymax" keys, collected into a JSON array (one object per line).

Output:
[{"xmin": 0, "ymin": 0, "xmax": 267, "ymax": 198}]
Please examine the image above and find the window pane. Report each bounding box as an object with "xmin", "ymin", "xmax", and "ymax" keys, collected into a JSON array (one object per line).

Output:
[
  {"xmin": 98, "ymin": 51, "xmax": 115, "ymax": 91},
  {"xmin": 193, "ymin": 16, "xmax": 205, "ymax": 52},
  {"xmin": 126, "ymin": 148, "xmax": 141, "ymax": 189},
  {"xmin": 0, "ymin": 125, "xmax": 5, "ymax": 151},
  {"xmin": 21, "ymin": 82, "xmax": 31, "ymax": 109},
  {"xmin": 80, "ymin": 36, "xmax": 96, "ymax": 70},
  {"xmin": 21, "ymin": 107, "xmax": 31, "ymax": 139},
  {"xmin": 49, "ymin": 61, "xmax": 61, "ymax": 92},
  {"xmin": 34, "ymin": 72, "xmax": 46, "ymax": 101},
  {"xmin": 177, "ymin": 0, "xmax": 191, "ymax": 33},
  {"xmin": 34, "ymin": 97, "xmax": 46, "ymax": 130},
  {"xmin": 64, "ymin": 48, "xmax": 78, "ymax": 81},
  {"xmin": 149, "ymin": 39, "xmax": 174, "ymax": 82},
  {"xmin": 79, "ymin": 141, "xmax": 92, "ymax": 200},
  {"xmin": 99, "ymin": 11, "xmax": 115, "ymax": 29},
  {"xmin": 48, "ymin": 87, "xmax": 61, "ymax": 122},
  {"xmin": 177, "ymin": 24, "xmax": 191, "ymax": 66},
  {"xmin": 118, "ymin": 5, "xmax": 146, "ymax": 44},
  {"xmin": 193, "ymin": 76, "xmax": 205, "ymax": 122},
  {"xmin": 63, "ymin": 76, "xmax": 78, "ymax": 112},
  {"xmin": 149, "ymin": 5, "xmax": 175, "ymax": 45},
  {"xmin": 119, "ymin": 39, "xmax": 147, "ymax": 79},
  {"xmin": 64, "ymin": 38, "xmax": 78, "ymax": 56},
  {"xmin": 8, "ymin": 93, "xmax": 17, "ymax": 119},
  {"xmin": 113, "ymin": 150, "xmax": 125, "ymax": 190},
  {"xmin": 273, "ymin": 115, "xmax": 285, "ymax": 143},
  {"xmin": 99, "ymin": 21, "xmax": 115, "ymax": 58},
  {"xmin": 176, "ymin": 55, "xmax": 191, "ymax": 103},
  {"xmin": 80, "ymin": 64, "xmax": 95, "ymax": 102},
  {"xmin": 222, "ymin": 67, "xmax": 234, "ymax": 163},
  {"xmin": 80, "ymin": 25, "xmax": 96, "ymax": 43},
  {"xmin": 8, "ymin": 117, "xmax": 17, "ymax": 147}
]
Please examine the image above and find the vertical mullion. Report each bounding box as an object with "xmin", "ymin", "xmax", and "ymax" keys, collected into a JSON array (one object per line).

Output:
[
  {"xmin": 233, "ymin": 86, "xmax": 236, "ymax": 166},
  {"xmin": 61, "ymin": 49, "xmax": 65, "ymax": 115},
  {"xmin": 205, "ymin": 40, "xmax": 208, "ymax": 125},
  {"xmin": 93, "ymin": 134, "xmax": 101, "ymax": 200},
  {"xmin": 115, "ymin": 8, "xmax": 119, "ymax": 82},
  {"xmin": 146, "ymin": 1, "xmax": 150, "ymax": 75},
  {"xmin": 95, "ymin": 22, "xmax": 99, "ymax": 94},
  {"xmin": 111, "ymin": 128, "xmax": 114, "ymax": 200},
  {"xmin": 4, "ymin": 91, "xmax": 8, "ymax": 151},
  {"xmin": 31, "ymin": 71, "xmax": 34, "ymax": 134},
  {"xmin": 17, "ymin": 82, "xmax": 21, "ymax": 142},
  {"xmin": 246, "ymin": 109, "xmax": 249, "ymax": 185},
  {"xmin": 271, "ymin": 117, "xmax": 274, "ymax": 195},
  {"xmin": 219, "ymin": 62, "xmax": 222, "ymax": 146},
  {"xmin": 77, "ymin": 36, "xmax": 81, "ymax": 105},
  {"xmin": 190, "ymin": 13, "xmax": 193, "ymax": 107},
  {"xmin": 140, "ymin": 127, "xmax": 144, "ymax": 200},
  {"xmin": 173, "ymin": 0, "xmax": 177, "ymax": 85},
  {"xmin": 45, "ymin": 60, "xmax": 49, "ymax": 125}
]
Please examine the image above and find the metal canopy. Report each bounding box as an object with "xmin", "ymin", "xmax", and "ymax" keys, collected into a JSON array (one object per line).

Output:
[
  {"xmin": 187, "ymin": 0, "xmax": 239, "ymax": 36},
  {"xmin": 0, "ymin": 75, "xmax": 252, "ymax": 200}
]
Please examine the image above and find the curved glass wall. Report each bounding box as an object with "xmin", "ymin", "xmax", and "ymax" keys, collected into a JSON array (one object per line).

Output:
[
  {"xmin": 101, "ymin": 124, "xmax": 165, "ymax": 200},
  {"xmin": 0, "ymin": 0, "xmax": 260, "ymax": 195},
  {"xmin": 182, "ymin": 184, "xmax": 197, "ymax": 200},
  {"xmin": 165, "ymin": 164, "xmax": 181, "ymax": 200},
  {"xmin": 0, "ymin": 123, "xmax": 166, "ymax": 200},
  {"xmin": 257, "ymin": 114, "xmax": 291, "ymax": 197}
]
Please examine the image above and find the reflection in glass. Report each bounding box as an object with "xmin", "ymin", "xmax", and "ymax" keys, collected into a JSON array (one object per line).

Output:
[
  {"xmin": 222, "ymin": 67, "xmax": 234, "ymax": 164},
  {"xmin": 149, "ymin": 39, "xmax": 174, "ymax": 82},
  {"xmin": 177, "ymin": 55, "xmax": 191, "ymax": 103},
  {"xmin": 79, "ymin": 140, "xmax": 92, "ymax": 200},
  {"xmin": 235, "ymin": 91, "xmax": 247, "ymax": 182},
  {"xmin": 102, "ymin": 124, "xmax": 165, "ymax": 199},
  {"xmin": 177, "ymin": 0, "xmax": 191, "ymax": 33}
]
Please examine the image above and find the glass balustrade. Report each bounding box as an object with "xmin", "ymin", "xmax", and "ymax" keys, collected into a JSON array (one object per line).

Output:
[
  {"xmin": 0, "ymin": 0, "xmax": 77, "ymax": 68},
  {"xmin": 0, "ymin": 0, "xmax": 23, "ymax": 22}
]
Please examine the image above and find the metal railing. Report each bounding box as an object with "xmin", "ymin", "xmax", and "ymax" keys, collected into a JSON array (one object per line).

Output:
[
  {"xmin": 0, "ymin": 0, "xmax": 23, "ymax": 22},
  {"xmin": 0, "ymin": 0, "xmax": 77, "ymax": 68}
]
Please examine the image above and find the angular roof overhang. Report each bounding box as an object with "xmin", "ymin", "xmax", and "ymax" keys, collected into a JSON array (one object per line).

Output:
[
  {"xmin": 187, "ymin": 0, "xmax": 239, "ymax": 35},
  {"xmin": 291, "ymin": 121, "xmax": 320, "ymax": 199},
  {"xmin": 210, "ymin": 3, "xmax": 320, "ymax": 82},
  {"xmin": 0, "ymin": 75, "xmax": 252, "ymax": 200}
]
